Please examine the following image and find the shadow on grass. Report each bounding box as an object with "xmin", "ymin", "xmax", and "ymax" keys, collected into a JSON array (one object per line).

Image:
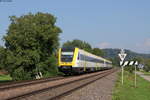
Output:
[{"xmin": 0, "ymin": 80, "xmax": 12, "ymax": 83}]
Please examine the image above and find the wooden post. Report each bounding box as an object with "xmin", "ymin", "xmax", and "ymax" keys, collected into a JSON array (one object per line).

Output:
[
  {"xmin": 122, "ymin": 66, "xmax": 124, "ymax": 85},
  {"xmin": 135, "ymin": 65, "xmax": 137, "ymax": 88}
]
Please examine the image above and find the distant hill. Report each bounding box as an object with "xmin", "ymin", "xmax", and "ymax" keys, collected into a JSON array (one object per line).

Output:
[{"xmin": 102, "ymin": 48, "xmax": 150, "ymax": 60}]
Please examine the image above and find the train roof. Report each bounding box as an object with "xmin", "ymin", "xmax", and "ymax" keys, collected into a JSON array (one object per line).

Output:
[
  {"xmin": 61, "ymin": 47, "xmax": 75, "ymax": 51},
  {"xmin": 77, "ymin": 48, "xmax": 112, "ymax": 63}
]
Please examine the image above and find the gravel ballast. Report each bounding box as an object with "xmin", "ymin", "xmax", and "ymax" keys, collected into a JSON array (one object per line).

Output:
[{"xmin": 61, "ymin": 71, "xmax": 118, "ymax": 100}]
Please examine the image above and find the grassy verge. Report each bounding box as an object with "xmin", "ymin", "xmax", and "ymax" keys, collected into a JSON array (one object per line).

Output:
[
  {"xmin": 112, "ymin": 71, "xmax": 150, "ymax": 100},
  {"xmin": 140, "ymin": 70, "xmax": 150, "ymax": 75},
  {"xmin": 0, "ymin": 75, "xmax": 12, "ymax": 83}
]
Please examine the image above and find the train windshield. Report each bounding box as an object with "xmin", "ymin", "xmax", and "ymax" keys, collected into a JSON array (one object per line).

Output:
[{"xmin": 61, "ymin": 52, "xmax": 74, "ymax": 62}]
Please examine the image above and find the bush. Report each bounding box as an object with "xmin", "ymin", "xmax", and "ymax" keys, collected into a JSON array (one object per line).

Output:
[
  {"xmin": 124, "ymin": 66, "xmax": 134, "ymax": 73},
  {"xmin": 143, "ymin": 66, "xmax": 150, "ymax": 72}
]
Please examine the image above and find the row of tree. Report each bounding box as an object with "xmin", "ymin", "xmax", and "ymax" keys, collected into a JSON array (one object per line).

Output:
[{"xmin": 62, "ymin": 39, "xmax": 105, "ymax": 57}]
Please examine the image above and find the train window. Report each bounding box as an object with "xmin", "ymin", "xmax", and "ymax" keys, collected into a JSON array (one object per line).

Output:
[
  {"xmin": 78, "ymin": 53, "xmax": 112, "ymax": 64},
  {"xmin": 61, "ymin": 52, "xmax": 74, "ymax": 62},
  {"xmin": 80, "ymin": 54, "xmax": 85, "ymax": 60},
  {"xmin": 78, "ymin": 53, "xmax": 80, "ymax": 60},
  {"xmin": 79, "ymin": 54, "xmax": 104, "ymax": 63}
]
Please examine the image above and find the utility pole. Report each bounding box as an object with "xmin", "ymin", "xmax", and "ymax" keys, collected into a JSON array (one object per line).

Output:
[{"xmin": 135, "ymin": 65, "xmax": 136, "ymax": 87}]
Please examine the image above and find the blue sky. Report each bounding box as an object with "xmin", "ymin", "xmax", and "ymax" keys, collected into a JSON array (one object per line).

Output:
[{"xmin": 0, "ymin": 0, "xmax": 150, "ymax": 53}]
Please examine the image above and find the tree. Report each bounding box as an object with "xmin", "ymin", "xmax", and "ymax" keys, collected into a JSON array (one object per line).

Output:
[
  {"xmin": 63, "ymin": 39, "xmax": 92, "ymax": 53},
  {"xmin": 0, "ymin": 46, "xmax": 6, "ymax": 69},
  {"xmin": 3, "ymin": 12, "xmax": 62, "ymax": 80},
  {"xmin": 143, "ymin": 59, "xmax": 150, "ymax": 72},
  {"xmin": 110, "ymin": 56, "xmax": 120, "ymax": 66},
  {"xmin": 92, "ymin": 48, "xmax": 105, "ymax": 57},
  {"xmin": 62, "ymin": 39, "xmax": 106, "ymax": 58}
]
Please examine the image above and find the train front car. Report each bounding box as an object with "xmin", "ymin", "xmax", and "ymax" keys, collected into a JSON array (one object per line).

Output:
[{"xmin": 58, "ymin": 47, "xmax": 78, "ymax": 74}]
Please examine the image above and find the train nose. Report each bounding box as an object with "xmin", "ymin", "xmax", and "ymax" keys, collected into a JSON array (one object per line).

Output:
[
  {"xmin": 61, "ymin": 66, "xmax": 71, "ymax": 69},
  {"xmin": 58, "ymin": 66, "xmax": 72, "ymax": 74},
  {"xmin": 60, "ymin": 62, "xmax": 72, "ymax": 66}
]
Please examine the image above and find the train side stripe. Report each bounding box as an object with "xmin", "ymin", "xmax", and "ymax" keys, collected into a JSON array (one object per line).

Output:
[
  {"xmin": 58, "ymin": 48, "xmax": 61, "ymax": 66},
  {"xmin": 72, "ymin": 48, "xmax": 79, "ymax": 66}
]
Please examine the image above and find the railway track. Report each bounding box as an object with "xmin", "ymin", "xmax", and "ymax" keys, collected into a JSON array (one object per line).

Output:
[
  {"xmin": 0, "ymin": 77, "xmax": 65, "ymax": 90},
  {"xmin": 0, "ymin": 68, "xmax": 117, "ymax": 100}
]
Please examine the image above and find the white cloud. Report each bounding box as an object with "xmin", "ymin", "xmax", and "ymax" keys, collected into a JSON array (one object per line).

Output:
[
  {"xmin": 97, "ymin": 42, "xmax": 110, "ymax": 49},
  {"xmin": 143, "ymin": 38, "xmax": 150, "ymax": 47},
  {"xmin": 135, "ymin": 38, "xmax": 150, "ymax": 53}
]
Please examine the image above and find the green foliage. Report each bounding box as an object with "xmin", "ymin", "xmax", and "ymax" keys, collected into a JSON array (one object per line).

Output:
[
  {"xmin": 0, "ymin": 47, "xmax": 6, "ymax": 69},
  {"xmin": 3, "ymin": 12, "xmax": 62, "ymax": 80},
  {"xmin": 110, "ymin": 57, "xmax": 120, "ymax": 66},
  {"xmin": 124, "ymin": 66, "xmax": 134, "ymax": 73},
  {"xmin": 143, "ymin": 66, "xmax": 150, "ymax": 72},
  {"xmin": 92, "ymin": 48, "xmax": 105, "ymax": 57},
  {"xmin": 140, "ymin": 71, "xmax": 150, "ymax": 75},
  {"xmin": 144, "ymin": 59, "xmax": 150, "ymax": 72},
  {"xmin": 63, "ymin": 39, "xmax": 92, "ymax": 53},
  {"xmin": 0, "ymin": 74, "xmax": 12, "ymax": 83},
  {"xmin": 62, "ymin": 39, "xmax": 106, "ymax": 57}
]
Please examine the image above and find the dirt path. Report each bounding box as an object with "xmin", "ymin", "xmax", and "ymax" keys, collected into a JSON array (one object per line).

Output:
[
  {"xmin": 136, "ymin": 72, "xmax": 150, "ymax": 82},
  {"xmin": 61, "ymin": 71, "xmax": 118, "ymax": 100}
]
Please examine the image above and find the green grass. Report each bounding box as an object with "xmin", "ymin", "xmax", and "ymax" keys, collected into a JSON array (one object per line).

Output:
[
  {"xmin": 112, "ymin": 71, "xmax": 150, "ymax": 100},
  {"xmin": 140, "ymin": 70, "xmax": 150, "ymax": 75},
  {"xmin": 0, "ymin": 75, "xmax": 12, "ymax": 83}
]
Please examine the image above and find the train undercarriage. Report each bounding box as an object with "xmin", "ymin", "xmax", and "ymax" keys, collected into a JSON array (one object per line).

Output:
[{"xmin": 58, "ymin": 66, "xmax": 111, "ymax": 75}]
